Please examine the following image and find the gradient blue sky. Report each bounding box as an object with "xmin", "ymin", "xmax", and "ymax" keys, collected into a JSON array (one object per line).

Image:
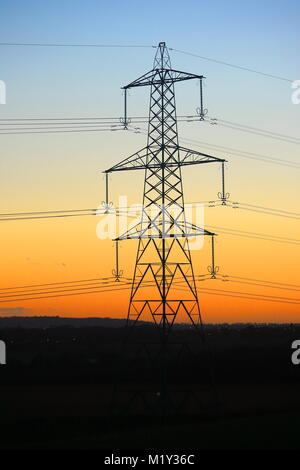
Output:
[
  {"xmin": 0, "ymin": 0, "xmax": 299, "ymax": 207},
  {"xmin": 0, "ymin": 0, "xmax": 299, "ymax": 117}
]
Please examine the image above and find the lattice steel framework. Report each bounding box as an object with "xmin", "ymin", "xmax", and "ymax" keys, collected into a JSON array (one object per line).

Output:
[{"xmin": 105, "ymin": 42, "xmax": 225, "ymax": 335}]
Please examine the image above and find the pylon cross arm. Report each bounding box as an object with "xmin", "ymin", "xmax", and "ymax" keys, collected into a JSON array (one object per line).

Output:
[
  {"xmin": 173, "ymin": 145, "xmax": 226, "ymax": 165},
  {"xmin": 123, "ymin": 69, "xmax": 205, "ymax": 90},
  {"xmin": 114, "ymin": 219, "xmax": 216, "ymax": 241},
  {"xmin": 104, "ymin": 146, "xmax": 156, "ymax": 173},
  {"xmin": 104, "ymin": 145, "xmax": 226, "ymax": 174}
]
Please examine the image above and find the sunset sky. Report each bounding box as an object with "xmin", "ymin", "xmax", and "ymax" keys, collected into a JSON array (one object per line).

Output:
[{"xmin": 0, "ymin": 0, "xmax": 299, "ymax": 322}]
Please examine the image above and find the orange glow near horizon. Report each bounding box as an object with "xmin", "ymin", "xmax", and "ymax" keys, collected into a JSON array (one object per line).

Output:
[{"xmin": 0, "ymin": 192, "xmax": 299, "ymax": 323}]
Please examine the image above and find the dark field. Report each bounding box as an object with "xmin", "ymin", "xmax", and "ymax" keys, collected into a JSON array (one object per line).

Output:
[{"xmin": 0, "ymin": 320, "xmax": 300, "ymax": 449}]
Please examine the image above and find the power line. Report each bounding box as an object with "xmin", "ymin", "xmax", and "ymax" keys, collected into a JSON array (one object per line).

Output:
[
  {"xmin": 0, "ymin": 285, "xmax": 134, "ymax": 302},
  {"xmin": 0, "ymin": 117, "xmax": 200, "ymax": 135},
  {"xmin": 179, "ymin": 135, "xmax": 300, "ymax": 169},
  {"xmin": 128, "ymin": 118, "xmax": 300, "ymax": 145},
  {"xmin": 0, "ymin": 42, "xmax": 291, "ymax": 83},
  {"xmin": 0, "ymin": 127, "xmax": 124, "ymax": 135},
  {"xmin": 102, "ymin": 204, "xmax": 300, "ymax": 243},
  {"xmin": 1, "ymin": 280, "xmax": 299, "ymax": 305},
  {"xmin": 199, "ymin": 288, "xmax": 300, "ymax": 305},
  {"xmin": 228, "ymin": 204, "xmax": 300, "ymax": 221},
  {"xmin": 1, "ymin": 271, "xmax": 299, "ymax": 305},
  {"xmin": 100, "ymin": 199, "xmax": 300, "ymax": 221},
  {"xmin": 218, "ymin": 274, "xmax": 300, "ymax": 290},
  {"xmin": 0, "ymin": 206, "xmax": 139, "ymax": 222},
  {"xmin": 215, "ymin": 118, "xmax": 300, "ymax": 142},
  {"xmin": 0, "ymin": 278, "xmax": 161, "ymax": 301},
  {"xmin": 0, "ymin": 121, "xmax": 121, "ymax": 126},
  {"xmin": 174, "ymin": 117, "xmax": 300, "ymax": 145},
  {"xmin": 0, "ymin": 114, "xmax": 194, "ymax": 122},
  {"xmin": 200, "ymin": 285, "xmax": 300, "ymax": 303},
  {"xmin": 0, "ymin": 207, "xmax": 138, "ymax": 222},
  {"xmin": 172, "ymin": 275, "xmax": 299, "ymax": 293},
  {"xmin": 0, "ymin": 213, "xmax": 95, "ymax": 222},
  {"xmin": 205, "ymin": 225, "xmax": 300, "ymax": 245},
  {"xmin": 0, "ymin": 280, "xmax": 134, "ymax": 299},
  {"xmin": 231, "ymin": 202, "xmax": 300, "ymax": 217},
  {"xmin": 0, "ymin": 208, "xmax": 99, "ymax": 222},
  {"xmin": 0, "ymin": 208, "xmax": 96, "ymax": 216},
  {"xmin": 1, "ymin": 114, "xmax": 299, "ymax": 149},
  {"xmin": 169, "ymin": 48, "xmax": 293, "ymax": 83},
  {"xmin": 216, "ymin": 278, "xmax": 300, "ymax": 293},
  {"xmin": 132, "ymin": 126, "xmax": 300, "ymax": 168},
  {"xmin": 177, "ymin": 199, "xmax": 300, "ymax": 221},
  {"xmin": 0, "ymin": 42, "xmax": 155, "ymax": 48},
  {"xmin": 0, "ymin": 277, "xmax": 185, "ymax": 296},
  {"xmin": 0, "ymin": 276, "xmax": 117, "ymax": 291},
  {"xmin": 208, "ymin": 118, "xmax": 300, "ymax": 145},
  {"xmin": 201, "ymin": 200, "xmax": 300, "ymax": 220},
  {"xmin": 1, "ymin": 207, "xmax": 298, "ymax": 249},
  {"xmin": 0, "ymin": 124, "xmax": 122, "ymax": 131}
]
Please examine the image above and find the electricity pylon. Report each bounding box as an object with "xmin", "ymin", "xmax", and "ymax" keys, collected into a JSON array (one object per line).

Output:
[
  {"xmin": 105, "ymin": 42, "xmax": 226, "ymax": 418},
  {"xmin": 105, "ymin": 42, "xmax": 225, "ymax": 332}
]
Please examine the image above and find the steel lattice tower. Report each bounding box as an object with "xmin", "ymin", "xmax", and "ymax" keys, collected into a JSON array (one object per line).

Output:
[{"xmin": 105, "ymin": 42, "xmax": 225, "ymax": 334}]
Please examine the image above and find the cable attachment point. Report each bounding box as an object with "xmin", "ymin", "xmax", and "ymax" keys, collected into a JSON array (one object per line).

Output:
[
  {"xmin": 112, "ymin": 240, "xmax": 123, "ymax": 281},
  {"xmin": 112, "ymin": 268, "xmax": 123, "ymax": 282},
  {"xmin": 101, "ymin": 201, "xmax": 114, "ymax": 214},
  {"xmin": 217, "ymin": 191, "xmax": 230, "ymax": 205},
  {"xmin": 196, "ymin": 77, "xmax": 208, "ymax": 120},
  {"xmin": 207, "ymin": 264, "xmax": 219, "ymax": 279},
  {"xmin": 120, "ymin": 116, "xmax": 132, "ymax": 130},
  {"xmin": 208, "ymin": 234, "xmax": 219, "ymax": 279},
  {"xmin": 120, "ymin": 88, "xmax": 131, "ymax": 129},
  {"xmin": 102, "ymin": 172, "xmax": 114, "ymax": 212},
  {"xmin": 196, "ymin": 106, "xmax": 208, "ymax": 121},
  {"xmin": 218, "ymin": 161, "xmax": 230, "ymax": 205}
]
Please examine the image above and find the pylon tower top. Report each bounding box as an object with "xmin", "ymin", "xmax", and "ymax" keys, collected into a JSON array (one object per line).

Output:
[{"xmin": 153, "ymin": 41, "xmax": 171, "ymax": 70}]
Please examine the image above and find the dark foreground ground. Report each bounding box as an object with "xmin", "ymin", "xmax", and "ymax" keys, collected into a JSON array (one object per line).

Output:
[{"xmin": 0, "ymin": 320, "xmax": 300, "ymax": 449}]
